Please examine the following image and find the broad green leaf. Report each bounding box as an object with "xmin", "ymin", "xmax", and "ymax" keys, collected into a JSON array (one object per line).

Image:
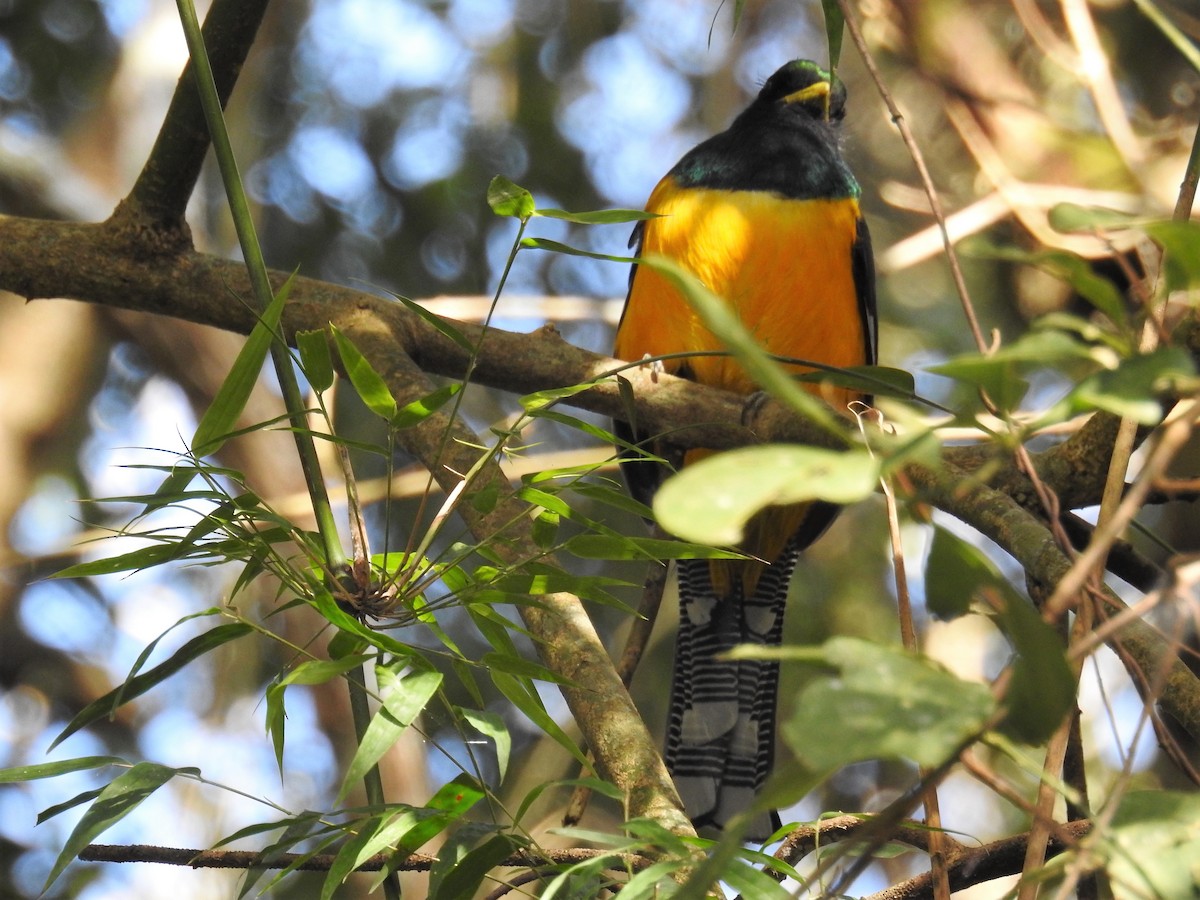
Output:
[
  {"xmin": 924, "ymin": 528, "xmax": 1072, "ymax": 743},
  {"xmin": 192, "ymin": 273, "xmax": 295, "ymax": 457},
  {"xmin": 654, "ymin": 446, "xmax": 879, "ymax": 545},
  {"xmin": 993, "ymin": 590, "xmax": 1074, "ymax": 744},
  {"xmin": 782, "ymin": 637, "xmax": 996, "ymax": 771},
  {"xmin": 536, "ymin": 206, "xmax": 656, "ymax": 224},
  {"xmin": 620, "ymin": 860, "xmax": 696, "ymax": 898},
  {"xmin": 1057, "ymin": 346, "xmax": 1193, "ymax": 424},
  {"xmin": 925, "ymin": 525, "xmax": 1020, "ymax": 619},
  {"xmin": 43, "ymin": 762, "xmax": 187, "ymax": 893},
  {"xmin": 964, "ymin": 240, "xmax": 1127, "ymax": 325},
  {"xmin": 331, "ymin": 324, "xmax": 397, "ymax": 421},
  {"xmin": 406, "ymin": 776, "xmax": 484, "ymax": 847},
  {"xmin": 1146, "ymin": 217, "xmax": 1200, "ymax": 291},
  {"xmin": 1106, "ymin": 790, "xmax": 1200, "ymax": 899},
  {"xmin": 338, "ymin": 666, "xmax": 443, "ymax": 801},
  {"xmin": 51, "ymin": 623, "xmax": 253, "ymax": 749},
  {"xmin": 1048, "ymin": 203, "xmax": 1137, "ymax": 232},
  {"xmin": 531, "ymin": 507, "xmax": 559, "ymax": 548},
  {"xmin": 113, "ymin": 607, "xmax": 226, "ymax": 711},
  {"xmin": 459, "ymin": 708, "xmax": 511, "ymax": 779},
  {"xmin": 487, "ymin": 175, "xmax": 535, "ymax": 220},
  {"xmin": 0, "ymin": 756, "xmax": 125, "ymax": 783},
  {"xmin": 296, "ymin": 329, "xmax": 334, "ymax": 392},
  {"xmin": 927, "ymin": 330, "xmax": 1098, "ymax": 413}
]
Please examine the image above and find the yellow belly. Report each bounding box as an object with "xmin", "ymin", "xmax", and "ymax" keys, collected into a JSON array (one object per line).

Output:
[{"xmin": 615, "ymin": 180, "xmax": 869, "ymax": 596}]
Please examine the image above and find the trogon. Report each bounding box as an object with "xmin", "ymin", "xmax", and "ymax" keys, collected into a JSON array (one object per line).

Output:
[{"xmin": 613, "ymin": 59, "xmax": 878, "ymax": 838}]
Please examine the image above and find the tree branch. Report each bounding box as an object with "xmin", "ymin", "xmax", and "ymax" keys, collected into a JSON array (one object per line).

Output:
[
  {"xmin": 78, "ymin": 843, "xmax": 648, "ymax": 873},
  {"xmin": 119, "ymin": 0, "xmax": 271, "ymax": 230}
]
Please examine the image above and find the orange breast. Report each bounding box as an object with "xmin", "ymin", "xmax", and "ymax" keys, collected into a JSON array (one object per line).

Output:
[{"xmin": 615, "ymin": 179, "xmax": 869, "ymax": 595}]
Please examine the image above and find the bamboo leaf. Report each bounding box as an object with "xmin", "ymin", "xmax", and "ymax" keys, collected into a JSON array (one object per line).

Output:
[
  {"xmin": 51, "ymin": 623, "xmax": 253, "ymax": 749},
  {"xmin": 331, "ymin": 324, "xmax": 398, "ymax": 420},
  {"xmin": 192, "ymin": 273, "xmax": 296, "ymax": 457},
  {"xmin": 0, "ymin": 756, "xmax": 125, "ymax": 783},
  {"xmin": 338, "ymin": 666, "xmax": 443, "ymax": 802},
  {"xmin": 297, "ymin": 329, "xmax": 335, "ymax": 392},
  {"xmin": 43, "ymin": 762, "xmax": 188, "ymax": 893}
]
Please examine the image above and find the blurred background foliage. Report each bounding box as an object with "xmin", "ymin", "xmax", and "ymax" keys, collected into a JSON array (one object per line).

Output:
[{"xmin": 0, "ymin": 0, "xmax": 1198, "ymax": 897}]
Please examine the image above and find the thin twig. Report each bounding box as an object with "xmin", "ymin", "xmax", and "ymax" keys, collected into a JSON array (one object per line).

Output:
[{"xmin": 837, "ymin": 0, "xmax": 988, "ymax": 354}]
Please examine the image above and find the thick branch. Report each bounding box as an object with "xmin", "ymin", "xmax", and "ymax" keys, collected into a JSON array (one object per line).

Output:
[
  {"xmin": 119, "ymin": 0, "xmax": 270, "ymax": 229},
  {"xmin": 1, "ymin": 214, "xmax": 1197, "ymax": 748},
  {"xmin": 79, "ymin": 843, "xmax": 647, "ymax": 873}
]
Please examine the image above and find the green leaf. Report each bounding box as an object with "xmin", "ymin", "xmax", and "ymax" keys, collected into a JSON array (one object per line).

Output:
[
  {"xmin": 192, "ymin": 273, "xmax": 295, "ymax": 457},
  {"xmin": 927, "ymin": 330, "xmax": 1096, "ymax": 412},
  {"xmin": 518, "ymin": 381, "xmax": 602, "ymax": 411},
  {"xmin": 490, "ymin": 671, "xmax": 588, "ymax": 766},
  {"xmin": 392, "ymin": 382, "xmax": 461, "ymax": 429},
  {"xmin": 487, "ymin": 175, "xmax": 535, "ymax": 220},
  {"xmin": 0, "ymin": 756, "xmax": 125, "ymax": 783},
  {"xmin": 531, "ymin": 507, "xmax": 559, "ymax": 548},
  {"xmin": 1106, "ymin": 790, "xmax": 1200, "ymax": 899},
  {"xmin": 297, "ymin": 329, "xmax": 335, "ymax": 392},
  {"xmin": 793, "ymin": 364, "xmax": 916, "ymax": 398},
  {"xmin": 520, "ymin": 236, "xmax": 638, "ymax": 264},
  {"xmin": 821, "ymin": 2, "xmax": 844, "ymax": 72},
  {"xmin": 331, "ymin": 324, "xmax": 398, "ymax": 421},
  {"xmin": 43, "ymin": 762, "xmax": 187, "ymax": 893},
  {"xmin": 535, "ymin": 206, "xmax": 657, "ymax": 224},
  {"xmin": 781, "ymin": 637, "xmax": 996, "ymax": 772},
  {"xmin": 925, "ymin": 525, "xmax": 1020, "ymax": 619},
  {"xmin": 266, "ymin": 655, "xmax": 371, "ymax": 773},
  {"xmin": 52, "ymin": 540, "xmax": 212, "ymax": 579},
  {"xmin": 1145, "ymin": 219, "xmax": 1200, "ymax": 291},
  {"xmin": 564, "ymin": 534, "xmax": 744, "ymax": 561},
  {"xmin": 479, "ymin": 651, "xmax": 570, "ymax": 684},
  {"xmin": 966, "ymin": 240, "xmax": 1128, "ymax": 325},
  {"xmin": 432, "ymin": 833, "xmax": 524, "ymax": 900},
  {"xmin": 338, "ymin": 666, "xmax": 443, "ymax": 802},
  {"xmin": 38, "ymin": 788, "xmax": 105, "ymax": 824},
  {"xmin": 51, "ymin": 624, "xmax": 253, "ymax": 749},
  {"xmin": 1048, "ymin": 203, "xmax": 1137, "ymax": 232},
  {"xmin": 994, "ymin": 591, "xmax": 1074, "ymax": 744},
  {"xmin": 386, "ymin": 291, "xmax": 475, "ymax": 353},
  {"xmin": 1058, "ymin": 346, "xmax": 1193, "ymax": 424},
  {"xmin": 653, "ymin": 446, "xmax": 879, "ymax": 545},
  {"xmin": 459, "ymin": 708, "xmax": 510, "ymax": 779}
]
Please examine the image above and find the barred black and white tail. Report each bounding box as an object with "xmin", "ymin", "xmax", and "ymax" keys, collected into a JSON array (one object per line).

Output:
[{"xmin": 665, "ymin": 544, "xmax": 801, "ymax": 840}]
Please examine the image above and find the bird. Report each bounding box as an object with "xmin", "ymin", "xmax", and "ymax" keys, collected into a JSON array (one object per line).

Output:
[{"xmin": 613, "ymin": 59, "xmax": 878, "ymax": 839}]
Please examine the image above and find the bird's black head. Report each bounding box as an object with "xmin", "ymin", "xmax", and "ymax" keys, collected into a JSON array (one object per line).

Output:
[{"xmin": 755, "ymin": 59, "xmax": 846, "ymax": 123}]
